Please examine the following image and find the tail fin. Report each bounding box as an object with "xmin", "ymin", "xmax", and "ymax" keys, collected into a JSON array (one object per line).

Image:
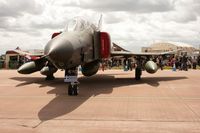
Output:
[{"xmin": 97, "ymin": 14, "xmax": 103, "ymax": 31}]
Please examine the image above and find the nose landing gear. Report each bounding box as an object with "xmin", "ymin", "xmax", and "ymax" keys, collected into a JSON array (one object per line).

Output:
[{"xmin": 64, "ymin": 67, "xmax": 79, "ymax": 96}]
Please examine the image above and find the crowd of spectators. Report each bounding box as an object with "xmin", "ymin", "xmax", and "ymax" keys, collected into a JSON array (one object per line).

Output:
[{"xmin": 100, "ymin": 54, "xmax": 200, "ymax": 71}]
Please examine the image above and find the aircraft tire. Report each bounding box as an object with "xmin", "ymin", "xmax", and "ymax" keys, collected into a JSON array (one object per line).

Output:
[
  {"xmin": 68, "ymin": 84, "xmax": 78, "ymax": 96},
  {"xmin": 135, "ymin": 67, "xmax": 141, "ymax": 80},
  {"xmin": 45, "ymin": 75, "xmax": 55, "ymax": 80},
  {"xmin": 68, "ymin": 84, "xmax": 73, "ymax": 96},
  {"xmin": 73, "ymin": 84, "xmax": 78, "ymax": 96}
]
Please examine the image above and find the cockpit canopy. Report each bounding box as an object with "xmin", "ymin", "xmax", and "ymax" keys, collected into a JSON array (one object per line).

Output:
[{"xmin": 64, "ymin": 17, "xmax": 97, "ymax": 32}]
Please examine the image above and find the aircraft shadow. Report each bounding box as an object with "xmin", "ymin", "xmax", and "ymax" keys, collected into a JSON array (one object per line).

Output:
[{"xmin": 11, "ymin": 74, "xmax": 187, "ymax": 127}]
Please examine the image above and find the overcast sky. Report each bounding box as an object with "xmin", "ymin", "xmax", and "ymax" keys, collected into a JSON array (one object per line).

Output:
[{"xmin": 0, "ymin": 0, "xmax": 200, "ymax": 54}]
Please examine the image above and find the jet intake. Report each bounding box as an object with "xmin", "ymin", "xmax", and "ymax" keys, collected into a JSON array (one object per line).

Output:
[
  {"xmin": 81, "ymin": 60, "xmax": 100, "ymax": 77},
  {"xmin": 93, "ymin": 32, "xmax": 111, "ymax": 60},
  {"xmin": 40, "ymin": 66, "xmax": 57, "ymax": 76},
  {"xmin": 17, "ymin": 61, "xmax": 43, "ymax": 74},
  {"xmin": 51, "ymin": 32, "xmax": 62, "ymax": 39},
  {"xmin": 145, "ymin": 61, "xmax": 158, "ymax": 74},
  {"xmin": 100, "ymin": 32, "xmax": 111, "ymax": 59}
]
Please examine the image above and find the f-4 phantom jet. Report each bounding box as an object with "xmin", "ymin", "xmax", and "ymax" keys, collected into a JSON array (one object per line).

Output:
[{"xmin": 17, "ymin": 16, "xmax": 175, "ymax": 96}]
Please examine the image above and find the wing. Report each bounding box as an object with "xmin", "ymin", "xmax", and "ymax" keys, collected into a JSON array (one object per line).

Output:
[
  {"xmin": 13, "ymin": 49, "xmax": 44, "ymax": 60},
  {"xmin": 13, "ymin": 49, "xmax": 44, "ymax": 56},
  {"xmin": 110, "ymin": 50, "xmax": 178, "ymax": 58}
]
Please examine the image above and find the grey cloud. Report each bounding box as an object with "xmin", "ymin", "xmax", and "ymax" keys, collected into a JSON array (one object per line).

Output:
[
  {"xmin": 194, "ymin": 2, "xmax": 200, "ymax": 15},
  {"xmin": 176, "ymin": 0, "xmax": 200, "ymax": 15},
  {"xmin": 65, "ymin": 0, "xmax": 175, "ymax": 13},
  {"xmin": 165, "ymin": 0, "xmax": 200, "ymax": 23},
  {"xmin": 0, "ymin": 0, "xmax": 44, "ymax": 18},
  {"xmin": 174, "ymin": 12, "xmax": 197, "ymax": 23},
  {"xmin": 157, "ymin": 10, "xmax": 197, "ymax": 23},
  {"xmin": 104, "ymin": 13, "xmax": 126, "ymax": 24},
  {"xmin": 1, "ymin": 33, "xmax": 12, "ymax": 38},
  {"xmin": 1, "ymin": 27, "xmax": 42, "ymax": 36},
  {"xmin": 30, "ymin": 21, "xmax": 66, "ymax": 30},
  {"xmin": 31, "ymin": 22, "xmax": 63, "ymax": 29},
  {"xmin": 0, "ymin": 18, "xmax": 42, "ymax": 36},
  {"xmin": 0, "ymin": 17, "xmax": 10, "ymax": 29}
]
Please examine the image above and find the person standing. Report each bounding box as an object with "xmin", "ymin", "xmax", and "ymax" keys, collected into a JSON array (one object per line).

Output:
[
  {"xmin": 197, "ymin": 55, "xmax": 200, "ymax": 66},
  {"xmin": 192, "ymin": 56, "xmax": 197, "ymax": 69},
  {"xmin": 159, "ymin": 56, "xmax": 163, "ymax": 70},
  {"xmin": 182, "ymin": 54, "xmax": 188, "ymax": 71},
  {"xmin": 171, "ymin": 56, "xmax": 176, "ymax": 71}
]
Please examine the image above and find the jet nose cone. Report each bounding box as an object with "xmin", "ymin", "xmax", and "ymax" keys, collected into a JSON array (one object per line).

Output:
[{"xmin": 45, "ymin": 36, "xmax": 73, "ymax": 62}]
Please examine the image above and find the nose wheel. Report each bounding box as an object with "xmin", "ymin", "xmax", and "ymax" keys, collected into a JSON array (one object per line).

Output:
[
  {"xmin": 68, "ymin": 83, "xmax": 79, "ymax": 96},
  {"xmin": 64, "ymin": 67, "xmax": 79, "ymax": 96}
]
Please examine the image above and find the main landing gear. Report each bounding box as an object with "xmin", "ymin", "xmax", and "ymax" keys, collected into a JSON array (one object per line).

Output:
[
  {"xmin": 45, "ymin": 74, "xmax": 55, "ymax": 80},
  {"xmin": 135, "ymin": 67, "xmax": 142, "ymax": 80},
  {"xmin": 64, "ymin": 67, "xmax": 79, "ymax": 96},
  {"xmin": 135, "ymin": 57, "xmax": 142, "ymax": 80}
]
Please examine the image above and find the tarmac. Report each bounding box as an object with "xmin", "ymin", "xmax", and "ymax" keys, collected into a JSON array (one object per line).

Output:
[{"xmin": 0, "ymin": 69, "xmax": 200, "ymax": 133}]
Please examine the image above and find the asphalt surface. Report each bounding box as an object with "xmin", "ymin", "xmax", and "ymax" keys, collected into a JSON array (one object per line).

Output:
[{"xmin": 0, "ymin": 69, "xmax": 200, "ymax": 133}]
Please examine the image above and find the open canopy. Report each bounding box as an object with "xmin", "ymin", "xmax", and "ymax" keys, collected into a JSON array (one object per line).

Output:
[{"xmin": 64, "ymin": 17, "xmax": 97, "ymax": 32}]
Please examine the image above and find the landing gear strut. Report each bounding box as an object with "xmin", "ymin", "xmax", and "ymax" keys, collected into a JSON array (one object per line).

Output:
[
  {"xmin": 135, "ymin": 56, "xmax": 142, "ymax": 80},
  {"xmin": 64, "ymin": 67, "xmax": 79, "ymax": 96},
  {"xmin": 135, "ymin": 67, "xmax": 142, "ymax": 80}
]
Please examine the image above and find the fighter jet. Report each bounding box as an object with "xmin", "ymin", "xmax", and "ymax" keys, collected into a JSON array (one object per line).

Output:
[{"xmin": 17, "ymin": 16, "xmax": 175, "ymax": 96}]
